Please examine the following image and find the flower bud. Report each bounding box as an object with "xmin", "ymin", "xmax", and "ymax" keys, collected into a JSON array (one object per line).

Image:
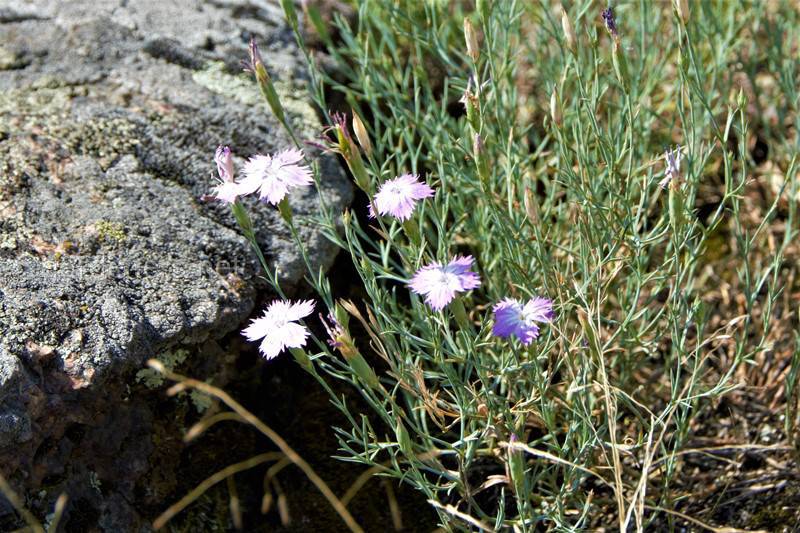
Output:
[
  {"xmin": 351, "ymin": 112, "xmax": 373, "ymax": 156},
  {"xmin": 601, "ymin": 7, "xmax": 618, "ymax": 38},
  {"xmin": 464, "ymin": 18, "xmax": 479, "ymax": 62},
  {"xmin": 737, "ymin": 88, "xmax": 747, "ymax": 111},
  {"xmin": 290, "ymin": 347, "xmax": 312, "ymax": 371},
  {"xmin": 668, "ymin": 180, "xmax": 685, "ymax": 235},
  {"xmin": 321, "ymin": 308, "xmax": 379, "ymax": 388},
  {"xmin": 507, "ymin": 435, "xmax": 526, "ymax": 494},
  {"xmin": 402, "ymin": 217, "xmax": 421, "ymax": 245},
  {"xmin": 277, "ymin": 197, "xmax": 293, "ymax": 224},
  {"xmin": 349, "ymin": 352, "xmax": 379, "ymax": 389},
  {"xmin": 451, "ymin": 297, "xmax": 471, "ymax": 330},
  {"xmin": 461, "ymin": 84, "xmax": 481, "ymax": 132},
  {"xmin": 231, "ymin": 202, "xmax": 255, "ymax": 236},
  {"xmin": 396, "ymin": 420, "xmax": 414, "ymax": 456},
  {"xmin": 332, "ymin": 118, "xmax": 371, "ymax": 192},
  {"xmin": 333, "ymin": 301, "xmax": 351, "ymax": 330},
  {"xmin": 248, "ymin": 39, "xmax": 287, "ymax": 125}
]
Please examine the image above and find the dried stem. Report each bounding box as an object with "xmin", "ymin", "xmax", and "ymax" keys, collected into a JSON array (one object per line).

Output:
[{"xmin": 148, "ymin": 360, "xmax": 364, "ymax": 533}]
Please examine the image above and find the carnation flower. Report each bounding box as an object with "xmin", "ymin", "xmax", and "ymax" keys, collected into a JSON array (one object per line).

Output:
[
  {"xmin": 659, "ymin": 146, "xmax": 682, "ymax": 189},
  {"xmin": 492, "ymin": 296, "xmax": 554, "ymax": 345},
  {"xmin": 210, "ymin": 146, "xmax": 239, "ymax": 204},
  {"xmin": 238, "ymin": 148, "xmax": 313, "ymax": 205},
  {"xmin": 368, "ymin": 174, "xmax": 434, "ymax": 221},
  {"xmin": 409, "ymin": 255, "xmax": 481, "ymax": 311},
  {"xmin": 242, "ymin": 299, "xmax": 314, "ymax": 359}
]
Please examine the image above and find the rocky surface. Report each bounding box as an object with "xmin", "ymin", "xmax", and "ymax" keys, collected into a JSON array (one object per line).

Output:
[{"xmin": 0, "ymin": 0, "xmax": 350, "ymax": 529}]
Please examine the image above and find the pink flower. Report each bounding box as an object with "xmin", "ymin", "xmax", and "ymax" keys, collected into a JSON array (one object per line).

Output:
[
  {"xmin": 409, "ymin": 255, "xmax": 481, "ymax": 310},
  {"xmin": 242, "ymin": 299, "xmax": 315, "ymax": 359},
  {"xmin": 210, "ymin": 146, "xmax": 239, "ymax": 204},
  {"xmin": 492, "ymin": 297, "xmax": 554, "ymax": 345},
  {"xmin": 238, "ymin": 148, "xmax": 313, "ymax": 205},
  {"xmin": 368, "ymin": 174, "xmax": 434, "ymax": 221}
]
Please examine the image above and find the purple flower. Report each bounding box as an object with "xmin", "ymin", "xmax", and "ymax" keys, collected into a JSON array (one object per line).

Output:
[
  {"xmin": 368, "ymin": 174, "xmax": 434, "ymax": 221},
  {"xmin": 210, "ymin": 146, "xmax": 239, "ymax": 204},
  {"xmin": 659, "ymin": 146, "xmax": 682, "ymax": 189},
  {"xmin": 601, "ymin": 7, "xmax": 618, "ymax": 37},
  {"xmin": 309, "ymin": 111, "xmax": 352, "ymax": 154},
  {"xmin": 320, "ymin": 312, "xmax": 345, "ymax": 350},
  {"xmin": 492, "ymin": 296, "xmax": 554, "ymax": 345},
  {"xmin": 409, "ymin": 255, "xmax": 481, "ymax": 311},
  {"xmin": 243, "ymin": 38, "xmax": 263, "ymax": 74},
  {"xmin": 242, "ymin": 299, "xmax": 315, "ymax": 359},
  {"xmin": 238, "ymin": 148, "xmax": 313, "ymax": 205}
]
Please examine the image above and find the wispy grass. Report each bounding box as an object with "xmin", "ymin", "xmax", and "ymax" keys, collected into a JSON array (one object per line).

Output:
[{"xmin": 189, "ymin": 0, "xmax": 800, "ymax": 530}]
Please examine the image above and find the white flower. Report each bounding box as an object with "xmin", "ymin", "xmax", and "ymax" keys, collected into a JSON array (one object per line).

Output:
[
  {"xmin": 242, "ymin": 300, "xmax": 315, "ymax": 359},
  {"xmin": 238, "ymin": 148, "xmax": 313, "ymax": 205}
]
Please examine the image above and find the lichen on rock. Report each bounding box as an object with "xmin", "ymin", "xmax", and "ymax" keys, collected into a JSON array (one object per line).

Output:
[{"xmin": 0, "ymin": 0, "xmax": 351, "ymax": 529}]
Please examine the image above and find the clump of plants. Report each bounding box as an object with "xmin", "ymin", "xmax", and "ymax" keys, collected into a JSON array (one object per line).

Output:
[{"xmin": 152, "ymin": 0, "xmax": 799, "ymax": 530}]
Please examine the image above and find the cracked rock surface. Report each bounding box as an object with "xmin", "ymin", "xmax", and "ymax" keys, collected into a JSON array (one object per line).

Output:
[{"xmin": 0, "ymin": 0, "xmax": 350, "ymax": 528}]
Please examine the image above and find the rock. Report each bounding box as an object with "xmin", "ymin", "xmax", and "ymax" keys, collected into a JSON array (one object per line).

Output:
[{"xmin": 0, "ymin": 0, "xmax": 351, "ymax": 529}]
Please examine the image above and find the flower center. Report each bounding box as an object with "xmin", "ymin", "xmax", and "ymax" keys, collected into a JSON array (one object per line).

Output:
[{"xmin": 438, "ymin": 270, "xmax": 456, "ymax": 287}]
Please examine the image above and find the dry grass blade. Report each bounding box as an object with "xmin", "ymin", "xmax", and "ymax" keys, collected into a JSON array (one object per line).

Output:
[
  {"xmin": 184, "ymin": 412, "xmax": 247, "ymax": 442},
  {"xmin": 650, "ymin": 443, "xmax": 794, "ymax": 467},
  {"xmin": 264, "ymin": 456, "xmax": 292, "ymax": 488},
  {"xmin": 0, "ymin": 473, "xmax": 44, "ymax": 533},
  {"xmin": 147, "ymin": 359, "xmax": 365, "ymax": 533},
  {"xmin": 382, "ymin": 479, "xmax": 403, "ymax": 531},
  {"xmin": 153, "ymin": 452, "xmax": 283, "ymax": 529},
  {"xmin": 273, "ymin": 478, "xmax": 291, "ymax": 526},
  {"xmin": 503, "ymin": 441, "xmax": 614, "ymax": 490},
  {"xmin": 428, "ymin": 500, "xmax": 496, "ymax": 532},
  {"xmin": 46, "ymin": 494, "xmax": 68, "ymax": 533},
  {"xmin": 226, "ymin": 476, "xmax": 243, "ymax": 530},
  {"xmin": 644, "ymin": 505, "xmax": 768, "ymax": 533},
  {"xmin": 341, "ymin": 464, "xmax": 391, "ymax": 506}
]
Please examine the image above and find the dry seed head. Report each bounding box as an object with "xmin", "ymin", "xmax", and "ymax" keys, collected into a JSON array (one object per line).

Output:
[
  {"xmin": 352, "ymin": 112, "xmax": 373, "ymax": 156},
  {"xmin": 473, "ymin": 132, "xmax": 485, "ymax": 154},
  {"xmin": 523, "ymin": 187, "xmax": 539, "ymax": 225},
  {"xmin": 464, "ymin": 18, "xmax": 479, "ymax": 61},
  {"xmin": 673, "ymin": 0, "xmax": 689, "ymax": 24},
  {"xmin": 560, "ymin": 6, "xmax": 576, "ymax": 54}
]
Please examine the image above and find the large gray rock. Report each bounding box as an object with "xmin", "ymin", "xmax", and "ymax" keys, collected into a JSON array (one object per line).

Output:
[{"xmin": 0, "ymin": 0, "xmax": 350, "ymax": 528}]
